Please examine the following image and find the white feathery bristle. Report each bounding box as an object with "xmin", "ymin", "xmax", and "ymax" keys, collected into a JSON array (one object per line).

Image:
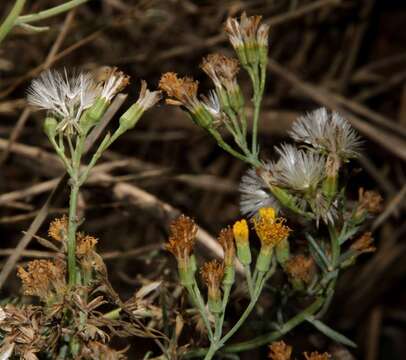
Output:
[
  {"xmin": 27, "ymin": 69, "xmax": 98, "ymax": 134},
  {"xmin": 202, "ymin": 90, "xmax": 221, "ymax": 117},
  {"xmin": 272, "ymin": 143, "xmax": 325, "ymax": 192},
  {"xmin": 239, "ymin": 164, "xmax": 279, "ymax": 217},
  {"xmin": 311, "ymin": 192, "xmax": 338, "ymax": 226},
  {"xmin": 289, "ymin": 107, "xmax": 362, "ymax": 159}
]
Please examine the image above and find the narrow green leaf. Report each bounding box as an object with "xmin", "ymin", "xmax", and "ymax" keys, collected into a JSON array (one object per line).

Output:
[{"xmin": 306, "ymin": 316, "xmax": 357, "ymax": 348}]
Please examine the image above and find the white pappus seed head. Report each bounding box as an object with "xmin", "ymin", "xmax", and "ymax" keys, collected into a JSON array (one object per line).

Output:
[
  {"xmin": 27, "ymin": 69, "xmax": 98, "ymax": 135},
  {"xmin": 311, "ymin": 192, "xmax": 339, "ymax": 226},
  {"xmin": 289, "ymin": 107, "xmax": 362, "ymax": 159},
  {"xmin": 239, "ymin": 164, "xmax": 279, "ymax": 217},
  {"xmin": 271, "ymin": 143, "xmax": 326, "ymax": 193}
]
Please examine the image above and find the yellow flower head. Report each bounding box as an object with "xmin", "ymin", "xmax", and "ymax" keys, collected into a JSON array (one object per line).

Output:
[
  {"xmin": 233, "ymin": 219, "xmax": 249, "ymax": 246},
  {"xmin": 253, "ymin": 207, "xmax": 291, "ymax": 250}
]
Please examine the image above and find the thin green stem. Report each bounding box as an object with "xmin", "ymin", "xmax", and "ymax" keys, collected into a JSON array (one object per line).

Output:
[
  {"xmin": 328, "ymin": 224, "xmax": 340, "ymax": 268},
  {"xmin": 244, "ymin": 265, "xmax": 254, "ymax": 298},
  {"xmin": 209, "ymin": 128, "xmax": 259, "ymax": 166},
  {"xmin": 67, "ymin": 180, "xmax": 79, "ymax": 286},
  {"xmin": 251, "ymin": 97, "xmax": 261, "ymax": 155},
  {"xmin": 220, "ymin": 272, "xmax": 264, "ymax": 345},
  {"xmin": 186, "ymin": 283, "xmax": 214, "ymax": 340},
  {"xmin": 0, "ymin": 0, "xmax": 26, "ymax": 44},
  {"xmin": 15, "ymin": 0, "xmax": 89, "ymax": 25},
  {"xmin": 222, "ymin": 297, "xmax": 324, "ymax": 353},
  {"xmin": 249, "ymin": 67, "xmax": 264, "ymax": 155}
]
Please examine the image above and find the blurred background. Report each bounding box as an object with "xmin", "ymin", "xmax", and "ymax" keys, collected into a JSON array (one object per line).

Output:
[{"xmin": 0, "ymin": 0, "xmax": 405, "ymax": 359}]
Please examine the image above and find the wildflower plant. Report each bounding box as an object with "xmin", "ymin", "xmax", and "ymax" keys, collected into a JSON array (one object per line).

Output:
[
  {"xmin": 162, "ymin": 12, "xmax": 383, "ymax": 359},
  {"xmin": 27, "ymin": 67, "xmax": 160, "ymax": 287},
  {"xmin": 0, "ymin": 67, "xmax": 161, "ymax": 358}
]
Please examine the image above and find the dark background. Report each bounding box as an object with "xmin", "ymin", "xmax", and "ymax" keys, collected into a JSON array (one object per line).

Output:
[{"xmin": 0, "ymin": 1, "xmax": 405, "ymax": 359}]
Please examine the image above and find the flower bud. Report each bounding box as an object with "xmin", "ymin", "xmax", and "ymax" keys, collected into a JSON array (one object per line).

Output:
[
  {"xmin": 80, "ymin": 97, "xmax": 109, "ymax": 133},
  {"xmin": 233, "ymin": 219, "xmax": 251, "ymax": 266},
  {"xmin": 275, "ymin": 237, "xmax": 290, "ymax": 266},
  {"xmin": 43, "ymin": 116, "xmax": 58, "ymax": 140}
]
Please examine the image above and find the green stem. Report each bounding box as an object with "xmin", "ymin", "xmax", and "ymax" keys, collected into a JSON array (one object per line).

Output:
[
  {"xmin": 15, "ymin": 0, "xmax": 89, "ymax": 25},
  {"xmin": 186, "ymin": 283, "xmax": 214, "ymax": 340},
  {"xmin": 220, "ymin": 272, "xmax": 265, "ymax": 345},
  {"xmin": 0, "ymin": 0, "xmax": 26, "ymax": 44},
  {"xmin": 249, "ymin": 67, "xmax": 264, "ymax": 155},
  {"xmin": 244, "ymin": 265, "xmax": 254, "ymax": 298},
  {"xmin": 328, "ymin": 224, "xmax": 340, "ymax": 268},
  {"xmin": 222, "ymin": 297, "xmax": 324, "ymax": 353},
  {"xmin": 251, "ymin": 97, "xmax": 261, "ymax": 155},
  {"xmin": 67, "ymin": 181, "xmax": 79, "ymax": 286},
  {"xmin": 209, "ymin": 128, "xmax": 260, "ymax": 166}
]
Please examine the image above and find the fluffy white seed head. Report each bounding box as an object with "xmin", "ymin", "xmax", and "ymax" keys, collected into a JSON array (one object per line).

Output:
[
  {"xmin": 289, "ymin": 108, "xmax": 362, "ymax": 159},
  {"xmin": 271, "ymin": 144, "xmax": 326, "ymax": 193},
  {"xmin": 239, "ymin": 164, "xmax": 279, "ymax": 217},
  {"xmin": 27, "ymin": 69, "xmax": 98, "ymax": 135}
]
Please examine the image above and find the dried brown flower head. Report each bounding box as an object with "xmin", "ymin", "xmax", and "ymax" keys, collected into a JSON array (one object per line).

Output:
[
  {"xmin": 166, "ymin": 215, "xmax": 197, "ymax": 269},
  {"xmin": 159, "ymin": 72, "xmax": 199, "ymax": 112},
  {"xmin": 48, "ymin": 216, "xmax": 68, "ymax": 241},
  {"xmin": 80, "ymin": 341, "xmax": 127, "ymax": 359},
  {"xmin": 356, "ymin": 188, "xmax": 383, "ymax": 217},
  {"xmin": 225, "ymin": 12, "xmax": 262, "ymax": 48},
  {"xmin": 201, "ymin": 53, "xmax": 240, "ymax": 91},
  {"xmin": 77, "ymin": 232, "xmax": 98, "ymax": 256},
  {"xmin": 253, "ymin": 208, "xmax": 291, "ymax": 252},
  {"xmin": 285, "ymin": 255, "xmax": 314, "ymax": 283},
  {"xmin": 350, "ymin": 232, "xmax": 376, "ymax": 254},
  {"xmin": 200, "ymin": 260, "xmax": 225, "ymax": 301},
  {"xmin": 0, "ymin": 304, "xmax": 47, "ymax": 359},
  {"xmin": 17, "ymin": 259, "xmax": 66, "ymax": 300},
  {"xmin": 268, "ymin": 341, "xmax": 292, "ymax": 360},
  {"xmin": 303, "ymin": 351, "xmax": 331, "ymax": 360},
  {"xmin": 218, "ymin": 227, "xmax": 235, "ymax": 266},
  {"xmin": 225, "ymin": 12, "xmax": 270, "ymax": 65}
]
